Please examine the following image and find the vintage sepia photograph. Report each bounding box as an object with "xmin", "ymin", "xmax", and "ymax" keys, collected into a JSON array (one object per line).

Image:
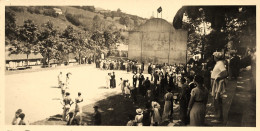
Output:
[{"xmin": 3, "ymin": 0, "xmax": 256, "ymax": 127}]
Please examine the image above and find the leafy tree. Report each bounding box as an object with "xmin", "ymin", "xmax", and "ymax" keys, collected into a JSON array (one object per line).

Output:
[
  {"xmin": 92, "ymin": 15, "xmax": 102, "ymax": 31},
  {"xmin": 5, "ymin": 10, "xmax": 17, "ymax": 41},
  {"xmin": 119, "ymin": 16, "xmax": 131, "ymax": 27},
  {"xmin": 117, "ymin": 8, "xmax": 121, "ymax": 13},
  {"xmin": 103, "ymin": 30, "xmax": 114, "ymax": 47},
  {"xmin": 173, "ymin": 6, "xmax": 255, "ymax": 60},
  {"xmin": 65, "ymin": 13, "xmax": 81, "ymax": 26},
  {"xmin": 10, "ymin": 19, "xmax": 39, "ymax": 66},
  {"xmin": 91, "ymin": 31, "xmax": 104, "ymax": 47},
  {"xmin": 72, "ymin": 32, "xmax": 90, "ymax": 64},
  {"xmin": 38, "ymin": 21, "xmax": 59, "ymax": 67},
  {"xmin": 60, "ymin": 25, "xmax": 76, "ymax": 63}
]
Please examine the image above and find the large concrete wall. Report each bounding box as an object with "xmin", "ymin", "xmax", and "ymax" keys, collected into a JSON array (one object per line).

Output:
[{"xmin": 128, "ymin": 18, "xmax": 188, "ymax": 64}]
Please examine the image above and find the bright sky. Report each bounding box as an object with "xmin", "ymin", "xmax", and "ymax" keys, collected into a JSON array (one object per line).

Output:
[{"xmin": 85, "ymin": 0, "xmax": 183, "ymax": 22}]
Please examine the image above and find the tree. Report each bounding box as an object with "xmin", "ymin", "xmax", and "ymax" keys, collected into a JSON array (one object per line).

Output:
[
  {"xmin": 173, "ymin": 6, "xmax": 255, "ymax": 60},
  {"xmin": 72, "ymin": 32, "xmax": 89, "ymax": 64},
  {"xmin": 92, "ymin": 15, "xmax": 102, "ymax": 31},
  {"xmin": 10, "ymin": 19, "xmax": 39, "ymax": 66},
  {"xmin": 60, "ymin": 25, "xmax": 76, "ymax": 63},
  {"xmin": 38, "ymin": 21, "xmax": 59, "ymax": 67},
  {"xmin": 119, "ymin": 16, "xmax": 131, "ymax": 27},
  {"xmin": 103, "ymin": 30, "xmax": 114, "ymax": 48},
  {"xmin": 5, "ymin": 10, "xmax": 17, "ymax": 41},
  {"xmin": 117, "ymin": 8, "xmax": 122, "ymax": 13}
]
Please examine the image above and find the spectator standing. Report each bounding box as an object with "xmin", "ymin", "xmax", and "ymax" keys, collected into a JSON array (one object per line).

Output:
[
  {"xmin": 142, "ymin": 103, "xmax": 152, "ymax": 126},
  {"xmin": 151, "ymin": 100, "xmax": 161, "ymax": 126},
  {"xmin": 187, "ymin": 75, "xmax": 208, "ymax": 126},
  {"xmin": 62, "ymin": 92, "xmax": 74, "ymax": 121},
  {"xmin": 93, "ymin": 106, "xmax": 101, "ymax": 125},
  {"xmin": 211, "ymin": 52, "xmax": 228, "ymax": 123},
  {"xmin": 179, "ymin": 77, "xmax": 189, "ymax": 125},
  {"xmin": 162, "ymin": 88, "xmax": 174, "ymax": 122},
  {"xmin": 135, "ymin": 108, "xmax": 143, "ymax": 126}
]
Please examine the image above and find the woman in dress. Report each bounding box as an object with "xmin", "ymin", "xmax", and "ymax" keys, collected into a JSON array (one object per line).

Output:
[
  {"xmin": 151, "ymin": 100, "xmax": 161, "ymax": 126},
  {"xmin": 124, "ymin": 80, "xmax": 131, "ymax": 98},
  {"xmin": 135, "ymin": 108, "xmax": 143, "ymax": 126},
  {"xmin": 187, "ymin": 75, "xmax": 208, "ymax": 126},
  {"xmin": 162, "ymin": 88, "xmax": 174, "ymax": 122}
]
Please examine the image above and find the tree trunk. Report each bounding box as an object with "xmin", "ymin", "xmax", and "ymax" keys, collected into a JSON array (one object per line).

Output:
[
  {"xmin": 26, "ymin": 54, "xmax": 29, "ymax": 67},
  {"xmin": 79, "ymin": 54, "xmax": 81, "ymax": 65},
  {"xmin": 48, "ymin": 53, "xmax": 50, "ymax": 67}
]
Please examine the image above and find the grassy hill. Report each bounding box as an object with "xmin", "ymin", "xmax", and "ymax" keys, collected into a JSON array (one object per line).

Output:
[{"xmin": 6, "ymin": 6, "xmax": 136, "ymax": 33}]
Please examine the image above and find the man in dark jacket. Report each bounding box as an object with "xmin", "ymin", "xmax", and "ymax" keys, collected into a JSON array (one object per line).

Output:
[
  {"xmin": 144, "ymin": 77, "xmax": 151, "ymax": 96},
  {"xmin": 93, "ymin": 106, "xmax": 101, "ymax": 125}
]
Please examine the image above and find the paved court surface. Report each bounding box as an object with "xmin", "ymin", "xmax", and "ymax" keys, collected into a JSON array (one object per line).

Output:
[{"xmin": 5, "ymin": 64, "xmax": 148, "ymax": 125}]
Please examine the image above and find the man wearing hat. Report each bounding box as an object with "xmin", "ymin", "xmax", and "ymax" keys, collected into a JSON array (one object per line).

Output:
[
  {"xmin": 93, "ymin": 106, "xmax": 101, "ymax": 125},
  {"xmin": 211, "ymin": 51, "xmax": 228, "ymax": 123},
  {"xmin": 132, "ymin": 72, "xmax": 138, "ymax": 88}
]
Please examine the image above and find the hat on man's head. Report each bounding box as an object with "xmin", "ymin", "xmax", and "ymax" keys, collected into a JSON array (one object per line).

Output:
[{"xmin": 213, "ymin": 52, "xmax": 224, "ymax": 59}]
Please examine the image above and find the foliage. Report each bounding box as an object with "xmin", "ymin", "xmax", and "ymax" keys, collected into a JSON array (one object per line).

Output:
[
  {"xmin": 175, "ymin": 6, "xmax": 255, "ymax": 60},
  {"xmin": 119, "ymin": 16, "xmax": 131, "ymax": 27},
  {"xmin": 9, "ymin": 6, "xmax": 24, "ymax": 12},
  {"xmin": 10, "ymin": 19, "xmax": 40, "ymax": 65},
  {"xmin": 38, "ymin": 21, "xmax": 59, "ymax": 66},
  {"xmin": 43, "ymin": 9, "xmax": 59, "ymax": 18},
  {"xmin": 65, "ymin": 13, "xmax": 81, "ymax": 26},
  {"xmin": 27, "ymin": 7, "xmax": 41, "ymax": 14},
  {"xmin": 92, "ymin": 15, "xmax": 104, "ymax": 31},
  {"xmin": 5, "ymin": 10, "xmax": 17, "ymax": 41}
]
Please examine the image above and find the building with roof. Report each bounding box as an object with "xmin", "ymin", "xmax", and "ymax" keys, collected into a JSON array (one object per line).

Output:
[
  {"xmin": 5, "ymin": 52, "xmax": 43, "ymax": 70},
  {"xmin": 53, "ymin": 8, "xmax": 62, "ymax": 15}
]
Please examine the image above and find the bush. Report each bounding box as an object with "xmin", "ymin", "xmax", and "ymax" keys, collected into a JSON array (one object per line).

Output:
[
  {"xmin": 81, "ymin": 6, "xmax": 95, "ymax": 12},
  {"xmin": 34, "ymin": 8, "xmax": 41, "ymax": 14},
  {"xmin": 27, "ymin": 7, "xmax": 34, "ymax": 14},
  {"xmin": 65, "ymin": 13, "xmax": 81, "ymax": 26},
  {"xmin": 10, "ymin": 6, "xmax": 24, "ymax": 12},
  {"xmin": 43, "ymin": 9, "xmax": 58, "ymax": 17}
]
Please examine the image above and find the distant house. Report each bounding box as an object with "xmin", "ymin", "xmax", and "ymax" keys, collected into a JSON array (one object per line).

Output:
[
  {"xmin": 114, "ymin": 43, "xmax": 128, "ymax": 57},
  {"xmin": 94, "ymin": 7, "xmax": 110, "ymax": 14},
  {"xmin": 5, "ymin": 52, "xmax": 43, "ymax": 70},
  {"xmin": 53, "ymin": 8, "xmax": 62, "ymax": 14}
]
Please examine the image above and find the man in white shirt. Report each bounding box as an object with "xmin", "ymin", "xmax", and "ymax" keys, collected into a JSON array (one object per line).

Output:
[{"xmin": 211, "ymin": 52, "xmax": 228, "ymax": 123}]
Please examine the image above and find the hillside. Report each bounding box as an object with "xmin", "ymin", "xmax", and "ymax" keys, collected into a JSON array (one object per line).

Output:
[{"xmin": 6, "ymin": 6, "xmax": 144, "ymax": 33}]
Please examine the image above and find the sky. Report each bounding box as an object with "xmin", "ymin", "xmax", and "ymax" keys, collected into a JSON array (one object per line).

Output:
[{"xmin": 85, "ymin": 0, "xmax": 183, "ymax": 22}]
